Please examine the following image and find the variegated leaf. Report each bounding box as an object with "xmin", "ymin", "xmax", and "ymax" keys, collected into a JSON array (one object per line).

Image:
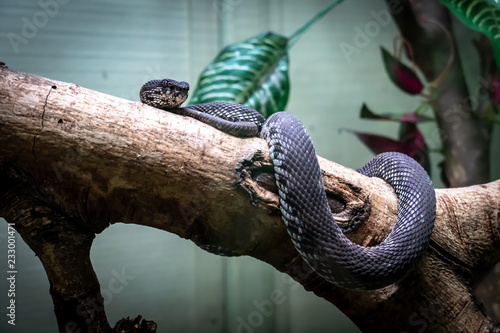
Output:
[
  {"xmin": 188, "ymin": 0, "xmax": 345, "ymax": 117},
  {"xmin": 188, "ymin": 32, "xmax": 289, "ymax": 117},
  {"xmin": 440, "ymin": 0, "xmax": 500, "ymax": 75}
]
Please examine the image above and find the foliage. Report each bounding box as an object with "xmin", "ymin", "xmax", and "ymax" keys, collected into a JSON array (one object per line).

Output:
[
  {"xmin": 188, "ymin": 32, "xmax": 289, "ymax": 118},
  {"xmin": 346, "ymin": 104, "xmax": 431, "ymax": 173},
  {"xmin": 346, "ymin": 46, "xmax": 432, "ymax": 173},
  {"xmin": 189, "ymin": 0, "xmax": 345, "ymax": 118},
  {"xmin": 189, "ymin": 0, "xmax": 500, "ymax": 177},
  {"xmin": 440, "ymin": 0, "xmax": 500, "ymax": 77},
  {"xmin": 380, "ymin": 47, "xmax": 423, "ymax": 95}
]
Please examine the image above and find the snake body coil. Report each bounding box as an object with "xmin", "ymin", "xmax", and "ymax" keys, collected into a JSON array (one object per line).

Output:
[{"xmin": 140, "ymin": 79, "xmax": 436, "ymax": 290}]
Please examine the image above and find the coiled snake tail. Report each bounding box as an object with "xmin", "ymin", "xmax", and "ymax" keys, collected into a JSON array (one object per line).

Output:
[{"xmin": 262, "ymin": 112, "xmax": 435, "ymax": 289}]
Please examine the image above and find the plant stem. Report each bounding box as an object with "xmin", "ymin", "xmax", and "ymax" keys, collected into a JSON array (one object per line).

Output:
[{"xmin": 287, "ymin": 0, "xmax": 345, "ymax": 50}]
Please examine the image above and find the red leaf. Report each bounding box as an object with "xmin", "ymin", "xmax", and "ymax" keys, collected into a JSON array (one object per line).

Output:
[
  {"xmin": 398, "ymin": 122, "xmax": 430, "ymax": 172},
  {"xmin": 359, "ymin": 103, "xmax": 433, "ymax": 123},
  {"xmin": 399, "ymin": 122, "xmax": 423, "ymax": 146},
  {"xmin": 345, "ymin": 124, "xmax": 430, "ymax": 174},
  {"xmin": 359, "ymin": 103, "xmax": 391, "ymax": 120},
  {"xmin": 400, "ymin": 112, "xmax": 423, "ymax": 123},
  {"xmin": 381, "ymin": 47, "xmax": 424, "ymax": 95},
  {"xmin": 347, "ymin": 130, "xmax": 411, "ymax": 155}
]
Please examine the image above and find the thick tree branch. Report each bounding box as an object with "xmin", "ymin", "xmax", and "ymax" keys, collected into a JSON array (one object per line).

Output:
[
  {"xmin": 1, "ymin": 67, "xmax": 499, "ymax": 332},
  {"xmin": 0, "ymin": 187, "xmax": 110, "ymax": 332}
]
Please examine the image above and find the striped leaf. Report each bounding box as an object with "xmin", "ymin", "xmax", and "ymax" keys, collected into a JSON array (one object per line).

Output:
[
  {"xmin": 440, "ymin": 0, "xmax": 500, "ymax": 75},
  {"xmin": 189, "ymin": 0, "xmax": 346, "ymax": 117},
  {"xmin": 188, "ymin": 32, "xmax": 289, "ymax": 117}
]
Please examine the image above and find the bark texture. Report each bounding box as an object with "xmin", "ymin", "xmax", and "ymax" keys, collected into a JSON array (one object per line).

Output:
[{"xmin": 0, "ymin": 67, "xmax": 499, "ymax": 332}]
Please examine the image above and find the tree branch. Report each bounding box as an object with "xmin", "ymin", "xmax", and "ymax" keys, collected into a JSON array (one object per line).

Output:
[
  {"xmin": 387, "ymin": 0, "xmax": 494, "ymax": 187},
  {"xmin": 1, "ymin": 67, "xmax": 499, "ymax": 332}
]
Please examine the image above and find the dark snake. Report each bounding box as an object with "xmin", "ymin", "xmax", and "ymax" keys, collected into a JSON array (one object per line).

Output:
[{"xmin": 140, "ymin": 78, "xmax": 436, "ymax": 290}]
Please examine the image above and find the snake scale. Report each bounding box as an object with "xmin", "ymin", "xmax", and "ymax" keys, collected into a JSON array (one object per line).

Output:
[{"xmin": 140, "ymin": 78, "xmax": 436, "ymax": 290}]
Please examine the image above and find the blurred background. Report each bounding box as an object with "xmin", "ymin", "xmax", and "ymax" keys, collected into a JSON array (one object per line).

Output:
[{"xmin": 0, "ymin": 0, "xmax": 499, "ymax": 332}]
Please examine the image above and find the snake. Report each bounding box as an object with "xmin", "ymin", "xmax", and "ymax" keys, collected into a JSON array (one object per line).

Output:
[{"xmin": 140, "ymin": 78, "xmax": 436, "ymax": 290}]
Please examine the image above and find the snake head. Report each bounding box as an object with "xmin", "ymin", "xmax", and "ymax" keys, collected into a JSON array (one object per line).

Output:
[{"xmin": 140, "ymin": 78, "xmax": 190, "ymax": 109}]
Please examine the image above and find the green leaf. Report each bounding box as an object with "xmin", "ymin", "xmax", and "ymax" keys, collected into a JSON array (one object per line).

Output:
[
  {"xmin": 189, "ymin": 0, "xmax": 346, "ymax": 117},
  {"xmin": 188, "ymin": 32, "xmax": 289, "ymax": 118},
  {"xmin": 287, "ymin": 0, "xmax": 346, "ymax": 50},
  {"xmin": 440, "ymin": 0, "xmax": 500, "ymax": 75}
]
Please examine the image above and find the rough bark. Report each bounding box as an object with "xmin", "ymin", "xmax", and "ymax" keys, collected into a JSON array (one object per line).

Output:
[{"xmin": 0, "ymin": 67, "xmax": 499, "ymax": 332}]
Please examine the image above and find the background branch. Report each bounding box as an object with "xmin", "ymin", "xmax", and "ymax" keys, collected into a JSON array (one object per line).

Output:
[{"xmin": 387, "ymin": 0, "xmax": 494, "ymax": 187}]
